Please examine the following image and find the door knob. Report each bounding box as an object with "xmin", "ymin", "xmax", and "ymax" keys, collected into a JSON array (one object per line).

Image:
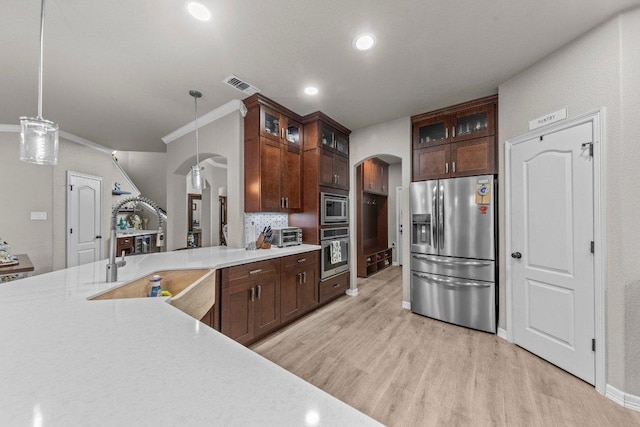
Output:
[{"xmin": 511, "ymin": 252, "xmax": 522, "ymax": 259}]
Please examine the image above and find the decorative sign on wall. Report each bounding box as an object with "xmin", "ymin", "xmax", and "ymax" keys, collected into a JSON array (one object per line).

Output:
[{"xmin": 529, "ymin": 107, "xmax": 568, "ymax": 131}]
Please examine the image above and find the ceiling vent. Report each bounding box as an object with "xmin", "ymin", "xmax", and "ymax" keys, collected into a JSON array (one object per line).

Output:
[{"xmin": 223, "ymin": 75, "xmax": 260, "ymax": 95}]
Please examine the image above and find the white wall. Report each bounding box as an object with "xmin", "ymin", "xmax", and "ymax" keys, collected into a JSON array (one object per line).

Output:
[
  {"xmin": 349, "ymin": 117, "xmax": 411, "ymax": 302},
  {"xmin": 0, "ymin": 131, "xmax": 120, "ymax": 274},
  {"xmin": 387, "ymin": 163, "xmax": 402, "ymax": 264},
  {"xmin": 499, "ymin": 8, "xmax": 640, "ymax": 394},
  {"xmin": 116, "ymin": 151, "xmax": 168, "ymax": 210},
  {"xmin": 166, "ymin": 110, "xmax": 244, "ymax": 250}
]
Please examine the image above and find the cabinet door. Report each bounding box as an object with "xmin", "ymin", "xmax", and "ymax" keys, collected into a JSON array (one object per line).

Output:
[
  {"xmin": 380, "ymin": 162, "xmax": 389, "ymax": 195},
  {"xmin": 363, "ymin": 159, "xmax": 377, "ymax": 193},
  {"xmin": 300, "ymin": 263, "xmax": 318, "ymax": 311},
  {"xmin": 413, "ymin": 145, "xmax": 451, "ymax": 181},
  {"xmin": 260, "ymin": 139, "xmax": 283, "ymax": 211},
  {"xmin": 280, "ymin": 263, "xmax": 302, "ymax": 323},
  {"xmin": 450, "ymin": 136, "xmax": 496, "ymax": 177},
  {"xmin": 413, "ymin": 115, "xmax": 452, "ymax": 149},
  {"xmin": 334, "ymin": 131, "xmax": 349, "ymax": 157},
  {"xmin": 260, "ymin": 106, "xmax": 282, "ymax": 142},
  {"xmin": 333, "ymin": 154, "xmax": 349, "ymax": 190},
  {"xmin": 285, "ymin": 117, "xmax": 303, "ymax": 148},
  {"xmin": 254, "ymin": 270, "xmax": 281, "ymax": 338},
  {"xmin": 451, "ymin": 104, "xmax": 496, "ymax": 142},
  {"xmin": 319, "ymin": 150, "xmax": 336, "ymax": 187},
  {"xmin": 281, "ymin": 145, "xmax": 302, "ymax": 211},
  {"xmin": 221, "ymin": 279, "xmax": 255, "ymax": 345}
]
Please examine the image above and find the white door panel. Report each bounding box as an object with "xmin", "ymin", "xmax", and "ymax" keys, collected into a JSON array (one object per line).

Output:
[
  {"xmin": 67, "ymin": 172, "xmax": 103, "ymax": 268},
  {"xmin": 511, "ymin": 121, "xmax": 594, "ymax": 384}
]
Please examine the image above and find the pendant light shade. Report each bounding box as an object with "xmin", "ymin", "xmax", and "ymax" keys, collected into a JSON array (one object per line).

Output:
[
  {"xmin": 20, "ymin": 0, "xmax": 59, "ymax": 165},
  {"xmin": 190, "ymin": 90, "xmax": 204, "ymax": 190}
]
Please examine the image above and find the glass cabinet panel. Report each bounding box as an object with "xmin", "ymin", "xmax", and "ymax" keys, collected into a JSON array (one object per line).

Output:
[
  {"xmin": 335, "ymin": 132, "xmax": 348, "ymax": 155},
  {"xmin": 321, "ymin": 124, "xmax": 335, "ymax": 149},
  {"xmin": 418, "ymin": 121, "xmax": 448, "ymax": 145},
  {"xmin": 263, "ymin": 111, "xmax": 280, "ymax": 139},
  {"xmin": 286, "ymin": 120, "xmax": 302, "ymax": 146},
  {"xmin": 455, "ymin": 112, "xmax": 488, "ymax": 138}
]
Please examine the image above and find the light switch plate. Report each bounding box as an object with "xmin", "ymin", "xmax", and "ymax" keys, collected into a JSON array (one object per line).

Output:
[{"xmin": 31, "ymin": 211, "xmax": 47, "ymax": 221}]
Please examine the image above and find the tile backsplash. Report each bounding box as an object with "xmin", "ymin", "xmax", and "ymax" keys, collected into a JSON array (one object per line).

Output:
[{"xmin": 245, "ymin": 213, "xmax": 288, "ymax": 238}]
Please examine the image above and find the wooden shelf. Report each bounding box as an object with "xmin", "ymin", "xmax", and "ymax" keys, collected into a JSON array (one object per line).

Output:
[{"xmin": 362, "ymin": 248, "xmax": 393, "ymax": 277}]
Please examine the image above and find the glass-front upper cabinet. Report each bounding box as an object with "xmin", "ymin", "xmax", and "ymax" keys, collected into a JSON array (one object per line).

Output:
[
  {"xmin": 260, "ymin": 106, "xmax": 281, "ymax": 142},
  {"xmin": 412, "ymin": 116, "xmax": 452, "ymax": 149},
  {"xmin": 285, "ymin": 118, "xmax": 302, "ymax": 147},
  {"xmin": 451, "ymin": 104, "xmax": 496, "ymax": 142},
  {"xmin": 320, "ymin": 123, "xmax": 349, "ymax": 156}
]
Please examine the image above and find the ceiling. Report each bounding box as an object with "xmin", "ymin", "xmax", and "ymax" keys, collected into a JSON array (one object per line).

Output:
[{"xmin": 1, "ymin": 0, "xmax": 638, "ymax": 153}]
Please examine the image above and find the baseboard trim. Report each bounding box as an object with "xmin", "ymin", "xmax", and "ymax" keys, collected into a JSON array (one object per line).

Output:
[
  {"xmin": 401, "ymin": 300, "xmax": 411, "ymax": 310},
  {"xmin": 497, "ymin": 328, "xmax": 508, "ymax": 340},
  {"xmin": 345, "ymin": 288, "xmax": 358, "ymax": 297},
  {"xmin": 606, "ymin": 384, "xmax": 640, "ymax": 411},
  {"xmin": 392, "ymin": 261, "xmax": 399, "ymax": 266}
]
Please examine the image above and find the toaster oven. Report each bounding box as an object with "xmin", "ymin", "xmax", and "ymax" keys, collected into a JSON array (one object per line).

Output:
[{"xmin": 271, "ymin": 227, "xmax": 302, "ymax": 248}]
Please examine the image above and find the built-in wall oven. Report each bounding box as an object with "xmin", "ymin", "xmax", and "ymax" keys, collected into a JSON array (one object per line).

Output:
[
  {"xmin": 321, "ymin": 193, "xmax": 349, "ymax": 225},
  {"xmin": 320, "ymin": 227, "xmax": 349, "ymax": 280}
]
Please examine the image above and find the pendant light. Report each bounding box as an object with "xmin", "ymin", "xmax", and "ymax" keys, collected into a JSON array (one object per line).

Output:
[
  {"xmin": 20, "ymin": 0, "xmax": 59, "ymax": 165},
  {"xmin": 190, "ymin": 90, "xmax": 205, "ymax": 190}
]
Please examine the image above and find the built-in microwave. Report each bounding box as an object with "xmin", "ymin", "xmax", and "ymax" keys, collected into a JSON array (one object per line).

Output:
[{"xmin": 321, "ymin": 193, "xmax": 349, "ymax": 225}]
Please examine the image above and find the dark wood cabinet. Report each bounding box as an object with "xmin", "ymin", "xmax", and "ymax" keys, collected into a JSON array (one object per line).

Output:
[
  {"xmin": 412, "ymin": 95, "xmax": 498, "ymax": 181},
  {"xmin": 356, "ymin": 158, "xmax": 392, "ymax": 278},
  {"xmin": 244, "ymin": 94, "xmax": 303, "ymax": 213},
  {"xmin": 362, "ymin": 157, "xmax": 389, "ymax": 195},
  {"xmin": 280, "ymin": 252, "xmax": 318, "ymax": 324},
  {"xmin": 220, "ymin": 259, "xmax": 280, "ymax": 345},
  {"xmin": 116, "ymin": 236, "xmax": 133, "ymax": 256},
  {"xmin": 304, "ymin": 115, "xmax": 350, "ymax": 191},
  {"xmin": 318, "ymin": 271, "xmax": 349, "ymax": 303},
  {"xmin": 220, "ymin": 251, "xmax": 326, "ymax": 346}
]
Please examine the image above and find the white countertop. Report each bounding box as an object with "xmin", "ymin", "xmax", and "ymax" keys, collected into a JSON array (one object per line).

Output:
[{"xmin": 0, "ymin": 245, "xmax": 379, "ymax": 426}]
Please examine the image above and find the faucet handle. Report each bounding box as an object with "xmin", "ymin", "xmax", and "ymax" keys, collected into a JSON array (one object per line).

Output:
[{"xmin": 120, "ymin": 250, "xmax": 127, "ymax": 266}]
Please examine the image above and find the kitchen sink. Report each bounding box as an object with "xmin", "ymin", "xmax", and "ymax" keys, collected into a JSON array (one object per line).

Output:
[{"xmin": 89, "ymin": 269, "xmax": 216, "ymax": 320}]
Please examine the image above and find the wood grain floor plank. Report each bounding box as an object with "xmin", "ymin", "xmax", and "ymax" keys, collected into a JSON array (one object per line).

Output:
[{"xmin": 251, "ymin": 267, "xmax": 640, "ymax": 426}]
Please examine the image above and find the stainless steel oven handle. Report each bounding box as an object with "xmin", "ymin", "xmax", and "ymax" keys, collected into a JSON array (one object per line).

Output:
[
  {"xmin": 411, "ymin": 254, "xmax": 491, "ymax": 267},
  {"xmin": 412, "ymin": 272, "xmax": 490, "ymax": 288}
]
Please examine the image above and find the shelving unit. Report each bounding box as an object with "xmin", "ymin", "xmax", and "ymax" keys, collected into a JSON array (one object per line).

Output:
[
  {"xmin": 356, "ymin": 158, "xmax": 393, "ymax": 278},
  {"xmin": 363, "ymin": 248, "xmax": 393, "ymax": 277}
]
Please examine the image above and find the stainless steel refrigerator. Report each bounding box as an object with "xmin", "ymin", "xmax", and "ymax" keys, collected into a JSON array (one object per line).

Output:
[{"xmin": 410, "ymin": 175, "xmax": 496, "ymax": 333}]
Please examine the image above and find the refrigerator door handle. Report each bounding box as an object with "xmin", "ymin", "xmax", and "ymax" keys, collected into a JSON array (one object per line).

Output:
[
  {"xmin": 432, "ymin": 189, "xmax": 438, "ymax": 248},
  {"xmin": 412, "ymin": 272, "xmax": 491, "ymax": 288},
  {"xmin": 439, "ymin": 184, "xmax": 445, "ymax": 249},
  {"xmin": 411, "ymin": 255, "xmax": 492, "ymax": 267}
]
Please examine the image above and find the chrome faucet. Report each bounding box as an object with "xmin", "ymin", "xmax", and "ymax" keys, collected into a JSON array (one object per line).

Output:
[{"xmin": 106, "ymin": 196, "xmax": 165, "ymax": 282}]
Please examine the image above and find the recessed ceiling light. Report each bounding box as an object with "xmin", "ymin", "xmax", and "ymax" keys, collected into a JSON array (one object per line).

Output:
[
  {"xmin": 304, "ymin": 86, "xmax": 319, "ymax": 96},
  {"xmin": 353, "ymin": 33, "xmax": 376, "ymax": 51},
  {"xmin": 187, "ymin": 2, "xmax": 211, "ymax": 21}
]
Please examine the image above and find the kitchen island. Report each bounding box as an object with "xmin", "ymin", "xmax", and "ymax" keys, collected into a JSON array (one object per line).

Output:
[{"xmin": 0, "ymin": 245, "xmax": 378, "ymax": 426}]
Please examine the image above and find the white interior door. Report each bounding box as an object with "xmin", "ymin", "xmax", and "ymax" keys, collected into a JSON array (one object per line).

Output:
[
  {"xmin": 510, "ymin": 121, "xmax": 595, "ymax": 384},
  {"xmin": 396, "ymin": 186, "xmax": 403, "ymax": 265},
  {"xmin": 67, "ymin": 172, "xmax": 103, "ymax": 267}
]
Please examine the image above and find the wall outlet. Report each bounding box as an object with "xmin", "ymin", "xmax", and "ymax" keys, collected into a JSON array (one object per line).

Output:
[{"xmin": 30, "ymin": 211, "xmax": 47, "ymax": 221}]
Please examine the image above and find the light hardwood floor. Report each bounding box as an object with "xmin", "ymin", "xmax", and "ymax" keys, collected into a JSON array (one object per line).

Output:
[{"xmin": 252, "ymin": 266, "xmax": 640, "ymax": 426}]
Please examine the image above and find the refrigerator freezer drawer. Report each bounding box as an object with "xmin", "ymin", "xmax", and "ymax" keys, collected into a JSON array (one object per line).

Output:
[
  {"xmin": 410, "ymin": 253, "xmax": 495, "ymax": 282},
  {"xmin": 411, "ymin": 271, "xmax": 496, "ymax": 333}
]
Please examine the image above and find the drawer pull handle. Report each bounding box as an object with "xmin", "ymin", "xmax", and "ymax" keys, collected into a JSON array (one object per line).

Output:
[
  {"xmin": 333, "ymin": 283, "xmax": 340, "ymax": 288},
  {"xmin": 297, "ymin": 258, "xmax": 306, "ymax": 263},
  {"xmin": 257, "ymin": 285, "xmax": 262, "ymax": 299},
  {"xmin": 250, "ymin": 287, "xmax": 255, "ymax": 302},
  {"xmin": 250, "ymin": 269, "xmax": 262, "ymax": 275}
]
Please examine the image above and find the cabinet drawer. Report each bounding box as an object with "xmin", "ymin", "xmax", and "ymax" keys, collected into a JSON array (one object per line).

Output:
[
  {"xmin": 116, "ymin": 237, "xmax": 133, "ymax": 254},
  {"xmin": 281, "ymin": 251, "xmax": 318, "ymax": 269},
  {"xmin": 224, "ymin": 259, "xmax": 279, "ymax": 286},
  {"xmin": 319, "ymin": 272, "xmax": 349, "ymax": 303}
]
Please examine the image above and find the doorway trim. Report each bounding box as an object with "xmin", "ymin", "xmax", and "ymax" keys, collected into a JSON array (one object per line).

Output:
[{"xmin": 504, "ymin": 108, "xmax": 606, "ymax": 394}]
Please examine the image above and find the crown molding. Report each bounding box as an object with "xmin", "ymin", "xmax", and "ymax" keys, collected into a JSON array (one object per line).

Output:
[{"xmin": 161, "ymin": 99, "xmax": 247, "ymax": 144}]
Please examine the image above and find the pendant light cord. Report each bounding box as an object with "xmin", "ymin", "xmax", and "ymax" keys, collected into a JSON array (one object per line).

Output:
[
  {"xmin": 194, "ymin": 95, "xmax": 200, "ymax": 165},
  {"xmin": 38, "ymin": 0, "xmax": 46, "ymax": 119}
]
